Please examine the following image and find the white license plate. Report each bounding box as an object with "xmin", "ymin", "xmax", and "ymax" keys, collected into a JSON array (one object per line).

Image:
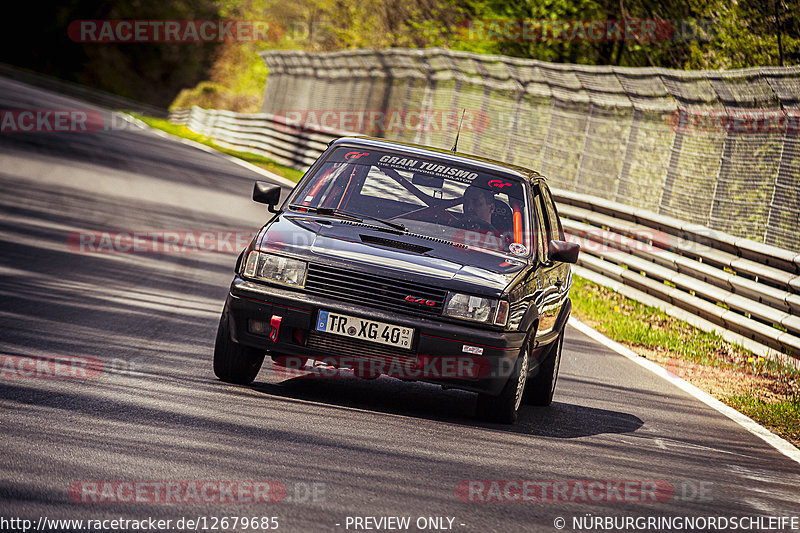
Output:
[{"xmin": 316, "ymin": 310, "xmax": 414, "ymax": 349}]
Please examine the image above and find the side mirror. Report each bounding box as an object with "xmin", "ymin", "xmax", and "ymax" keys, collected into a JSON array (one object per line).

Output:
[
  {"xmin": 253, "ymin": 181, "xmax": 282, "ymax": 213},
  {"xmin": 548, "ymin": 240, "xmax": 580, "ymax": 264}
]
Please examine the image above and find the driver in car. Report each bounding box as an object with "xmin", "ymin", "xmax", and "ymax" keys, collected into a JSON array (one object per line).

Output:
[{"xmin": 460, "ymin": 185, "xmax": 497, "ymax": 232}]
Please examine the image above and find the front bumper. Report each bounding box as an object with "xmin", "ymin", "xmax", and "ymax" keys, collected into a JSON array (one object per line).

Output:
[{"xmin": 225, "ymin": 276, "xmax": 526, "ymax": 395}]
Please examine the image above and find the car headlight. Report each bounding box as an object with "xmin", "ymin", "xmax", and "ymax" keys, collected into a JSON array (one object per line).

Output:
[
  {"xmin": 444, "ymin": 292, "xmax": 508, "ymax": 325},
  {"xmin": 241, "ymin": 251, "xmax": 307, "ymax": 287}
]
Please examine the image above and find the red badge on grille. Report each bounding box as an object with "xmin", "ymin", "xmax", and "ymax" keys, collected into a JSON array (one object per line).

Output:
[{"xmin": 405, "ymin": 296, "xmax": 436, "ymax": 306}]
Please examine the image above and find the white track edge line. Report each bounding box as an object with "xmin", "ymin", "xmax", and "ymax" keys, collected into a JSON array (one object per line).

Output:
[{"xmin": 568, "ymin": 316, "xmax": 800, "ymax": 465}]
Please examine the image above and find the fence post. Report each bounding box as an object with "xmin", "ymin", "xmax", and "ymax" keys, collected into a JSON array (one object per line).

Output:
[
  {"xmin": 764, "ymin": 119, "xmax": 798, "ymax": 247},
  {"xmin": 615, "ymin": 108, "xmax": 643, "ymax": 203}
]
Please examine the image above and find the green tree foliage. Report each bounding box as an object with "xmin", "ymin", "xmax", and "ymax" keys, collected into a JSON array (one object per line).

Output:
[
  {"xmin": 193, "ymin": 0, "xmax": 797, "ymax": 110},
  {"xmin": 4, "ymin": 0, "xmax": 221, "ymax": 107},
  {"xmin": 4, "ymin": 0, "xmax": 797, "ymax": 108},
  {"xmin": 449, "ymin": 0, "xmax": 799, "ymax": 68},
  {"xmin": 685, "ymin": 0, "xmax": 800, "ymax": 69}
]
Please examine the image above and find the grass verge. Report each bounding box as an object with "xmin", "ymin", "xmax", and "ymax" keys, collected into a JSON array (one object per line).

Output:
[
  {"xmin": 128, "ymin": 113, "xmax": 305, "ymax": 183},
  {"xmin": 727, "ymin": 395, "xmax": 800, "ymax": 443},
  {"xmin": 570, "ymin": 275, "xmax": 800, "ymax": 447}
]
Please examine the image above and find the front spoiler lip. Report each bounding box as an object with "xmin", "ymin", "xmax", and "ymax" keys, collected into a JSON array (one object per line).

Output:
[{"xmin": 227, "ymin": 276, "xmax": 527, "ymax": 395}]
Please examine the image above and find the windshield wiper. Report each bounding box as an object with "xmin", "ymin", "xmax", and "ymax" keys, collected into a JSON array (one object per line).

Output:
[
  {"xmin": 287, "ymin": 205, "xmax": 406, "ymax": 233},
  {"xmin": 336, "ymin": 209, "xmax": 407, "ymax": 233},
  {"xmin": 288, "ymin": 204, "xmax": 361, "ymax": 222}
]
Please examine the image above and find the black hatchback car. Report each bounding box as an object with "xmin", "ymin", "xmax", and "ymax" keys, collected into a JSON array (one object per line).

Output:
[{"xmin": 214, "ymin": 137, "xmax": 578, "ymax": 423}]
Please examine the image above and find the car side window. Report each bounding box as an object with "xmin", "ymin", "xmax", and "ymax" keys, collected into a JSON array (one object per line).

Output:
[
  {"xmin": 296, "ymin": 162, "xmax": 351, "ymax": 207},
  {"xmin": 531, "ymin": 188, "xmax": 548, "ymax": 264},
  {"xmin": 539, "ymin": 185, "xmax": 565, "ymax": 242}
]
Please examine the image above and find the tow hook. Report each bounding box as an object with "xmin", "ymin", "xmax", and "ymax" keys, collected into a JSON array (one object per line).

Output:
[{"xmin": 269, "ymin": 315, "xmax": 282, "ymax": 342}]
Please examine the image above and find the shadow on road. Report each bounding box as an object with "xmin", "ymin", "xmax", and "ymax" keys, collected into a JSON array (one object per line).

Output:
[{"xmin": 250, "ymin": 367, "xmax": 644, "ymax": 438}]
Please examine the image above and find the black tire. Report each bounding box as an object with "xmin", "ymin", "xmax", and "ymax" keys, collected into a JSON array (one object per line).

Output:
[
  {"xmin": 476, "ymin": 338, "xmax": 530, "ymax": 424},
  {"xmin": 521, "ymin": 329, "xmax": 564, "ymax": 406},
  {"xmin": 213, "ymin": 309, "xmax": 265, "ymax": 385}
]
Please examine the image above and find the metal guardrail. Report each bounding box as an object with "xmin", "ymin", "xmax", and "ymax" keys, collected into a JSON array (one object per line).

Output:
[
  {"xmin": 169, "ymin": 107, "xmax": 348, "ymax": 170},
  {"xmin": 170, "ymin": 105, "xmax": 800, "ymax": 363},
  {"xmin": 553, "ymin": 190, "xmax": 800, "ymax": 364}
]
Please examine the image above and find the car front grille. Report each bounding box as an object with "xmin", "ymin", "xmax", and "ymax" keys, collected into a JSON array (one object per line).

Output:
[{"xmin": 304, "ymin": 263, "xmax": 446, "ymax": 316}]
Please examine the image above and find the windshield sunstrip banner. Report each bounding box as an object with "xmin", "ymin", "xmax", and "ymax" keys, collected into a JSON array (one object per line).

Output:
[{"xmin": 326, "ymin": 148, "xmax": 525, "ymax": 198}]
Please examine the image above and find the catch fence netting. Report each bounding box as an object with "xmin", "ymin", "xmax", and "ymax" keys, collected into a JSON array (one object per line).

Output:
[{"xmin": 259, "ymin": 48, "xmax": 800, "ymax": 250}]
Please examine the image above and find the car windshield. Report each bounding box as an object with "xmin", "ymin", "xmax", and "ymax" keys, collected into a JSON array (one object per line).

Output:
[{"xmin": 288, "ymin": 147, "xmax": 531, "ymax": 255}]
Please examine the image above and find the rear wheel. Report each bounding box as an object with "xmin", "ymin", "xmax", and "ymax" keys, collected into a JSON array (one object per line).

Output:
[
  {"xmin": 213, "ymin": 309, "xmax": 265, "ymax": 385},
  {"xmin": 522, "ymin": 329, "xmax": 564, "ymax": 406},
  {"xmin": 476, "ymin": 339, "xmax": 530, "ymax": 424}
]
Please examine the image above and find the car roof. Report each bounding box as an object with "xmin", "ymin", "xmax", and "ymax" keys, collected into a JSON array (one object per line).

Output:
[{"xmin": 329, "ymin": 136, "xmax": 547, "ymax": 184}]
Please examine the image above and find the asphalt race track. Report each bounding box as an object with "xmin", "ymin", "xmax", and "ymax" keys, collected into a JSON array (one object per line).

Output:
[{"xmin": 1, "ymin": 76, "xmax": 798, "ymax": 532}]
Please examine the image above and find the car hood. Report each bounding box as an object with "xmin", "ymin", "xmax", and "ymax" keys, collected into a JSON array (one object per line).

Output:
[{"xmin": 255, "ymin": 214, "xmax": 527, "ymax": 296}]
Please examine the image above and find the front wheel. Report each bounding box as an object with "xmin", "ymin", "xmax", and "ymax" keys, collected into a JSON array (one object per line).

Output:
[
  {"xmin": 213, "ymin": 309, "xmax": 265, "ymax": 385},
  {"xmin": 522, "ymin": 329, "xmax": 564, "ymax": 406},
  {"xmin": 476, "ymin": 340, "xmax": 530, "ymax": 424}
]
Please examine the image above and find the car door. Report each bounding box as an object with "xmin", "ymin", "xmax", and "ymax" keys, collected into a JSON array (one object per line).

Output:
[{"xmin": 531, "ymin": 183, "xmax": 565, "ymax": 346}]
